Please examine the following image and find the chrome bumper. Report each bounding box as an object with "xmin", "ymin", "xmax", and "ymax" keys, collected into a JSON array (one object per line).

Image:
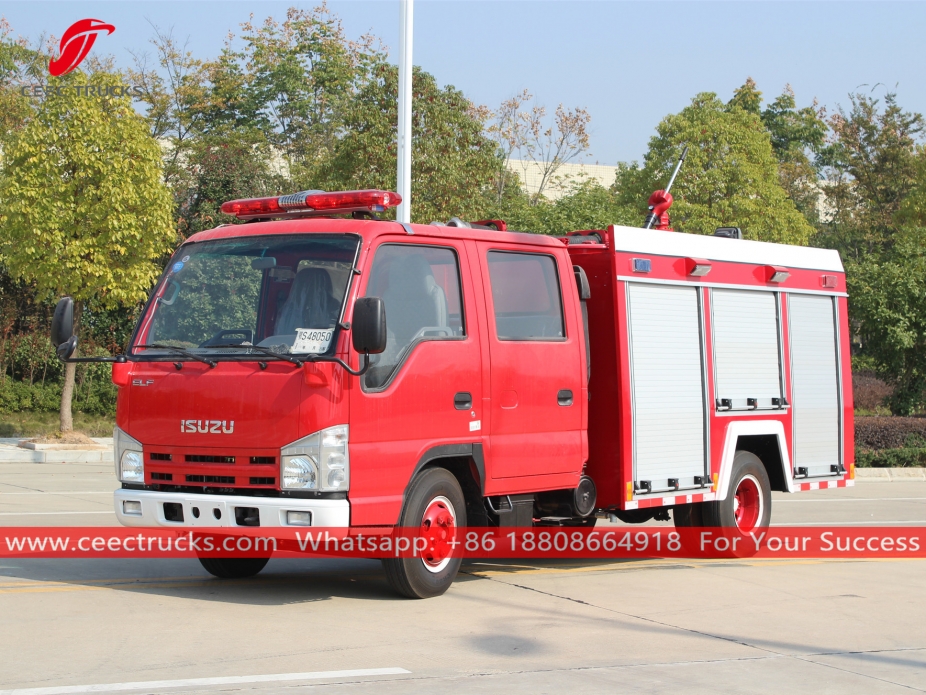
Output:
[{"xmin": 114, "ymin": 489, "xmax": 349, "ymax": 528}]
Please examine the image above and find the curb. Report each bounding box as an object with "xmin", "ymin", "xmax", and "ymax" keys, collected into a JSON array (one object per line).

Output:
[
  {"xmin": 854, "ymin": 467, "xmax": 925, "ymax": 482},
  {"xmin": 0, "ymin": 438, "xmax": 113, "ymax": 464}
]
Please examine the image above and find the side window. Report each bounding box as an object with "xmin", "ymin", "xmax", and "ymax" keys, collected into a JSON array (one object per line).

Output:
[
  {"xmin": 363, "ymin": 244, "xmax": 464, "ymax": 390},
  {"xmin": 487, "ymin": 251, "xmax": 564, "ymax": 340}
]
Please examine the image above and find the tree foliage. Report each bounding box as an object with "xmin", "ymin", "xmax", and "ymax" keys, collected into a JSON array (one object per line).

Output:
[
  {"xmin": 614, "ymin": 92, "xmax": 815, "ymax": 244},
  {"xmin": 816, "ymin": 91, "xmax": 924, "ymax": 261},
  {"xmin": 315, "ymin": 64, "xmax": 499, "ymax": 224},
  {"xmin": 0, "ymin": 71, "xmax": 176, "ymax": 306},
  {"xmin": 0, "ymin": 69, "xmax": 175, "ymax": 429},
  {"xmin": 848, "ymin": 234, "xmax": 926, "ymax": 414}
]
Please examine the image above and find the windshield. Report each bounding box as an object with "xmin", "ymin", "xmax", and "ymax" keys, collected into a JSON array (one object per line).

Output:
[{"xmin": 133, "ymin": 234, "xmax": 360, "ymax": 358}]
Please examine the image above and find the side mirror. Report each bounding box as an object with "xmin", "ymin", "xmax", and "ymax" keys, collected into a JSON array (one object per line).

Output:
[
  {"xmin": 51, "ymin": 297, "xmax": 74, "ymax": 347},
  {"xmin": 351, "ymin": 297, "xmax": 387, "ymax": 355},
  {"xmin": 57, "ymin": 336, "xmax": 78, "ymax": 361}
]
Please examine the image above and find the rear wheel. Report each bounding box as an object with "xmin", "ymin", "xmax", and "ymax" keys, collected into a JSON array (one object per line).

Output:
[
  {"xmin": 383, "ymin": 467, "xmax": 466, "ymax": 599},
  {"xmin": 199, "ymin": 557, "xmax": 269, "ymax": 579},
  {"xmin": 703, "ymin": 451, "xmax": 772, "ymax": 532}
]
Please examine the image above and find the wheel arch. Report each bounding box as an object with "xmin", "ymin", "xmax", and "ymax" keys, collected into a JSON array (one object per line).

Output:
[
  {"xmin": 396, "ymin": 443, "xmax": 487, "ymax": 526},
  {"xmin": 715, "ymin": 420, "xmax": 793, "ymax": 500}
]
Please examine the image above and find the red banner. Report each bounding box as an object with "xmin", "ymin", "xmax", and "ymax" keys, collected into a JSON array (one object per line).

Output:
[{"xmin": 0, "ymin": 527, "xmax": 923, "ymax": 560}]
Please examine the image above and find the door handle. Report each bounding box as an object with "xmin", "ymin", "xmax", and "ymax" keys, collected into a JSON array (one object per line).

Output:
[
  {"xmin": 557, "ymin": 389, "xmax": 574, "ymax": 406},
  {"xmin": 454, "ymin": 392, "xmax": 473, "ymax": 410}
]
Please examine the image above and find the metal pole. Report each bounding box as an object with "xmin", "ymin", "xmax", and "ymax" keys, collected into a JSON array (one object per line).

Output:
[{"xmin": 396, "ymin": 0, "xmax": 414, "ymax": 224}]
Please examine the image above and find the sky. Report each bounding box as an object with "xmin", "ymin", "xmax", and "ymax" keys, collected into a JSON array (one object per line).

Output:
[{"xmin": 4, "ymin": 1, "xmax": 925, "ymax": 164}]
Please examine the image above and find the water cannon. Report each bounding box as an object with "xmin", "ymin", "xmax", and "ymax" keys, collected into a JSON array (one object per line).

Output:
[{"xmin": 643, "ymin": 145, "xmax": 688, "ymax": 231}]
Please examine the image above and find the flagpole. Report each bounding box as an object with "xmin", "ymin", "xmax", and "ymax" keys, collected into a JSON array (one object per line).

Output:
[{"xmin": 396, "ymin": 0, "xmax": 413, "ymax": 224}]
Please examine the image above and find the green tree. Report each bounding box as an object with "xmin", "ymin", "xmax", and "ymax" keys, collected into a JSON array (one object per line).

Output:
[
  {"xmin": 848, "ymin": 233, "xmax": 926, "ymax": 414},
  {"xmin": 314, "ymin": 63, "xmax": 499, "ymax": 224},
  {"xmin": 0, "ymin": 70, "xmax": 175, "ymax": 431},
  {"xmin": 484, "ymin": 180, "xmax": 637, "ymax": 235},
  {"xmin": 175, "ymin": 133, "xmax": 286, "ymax": 237},
  {"xmin": 190, "ymin": 6, "xmax": 383, "ymax": 171},
  {"xmin": 614, "ymin": 92, "xmax": 815, "ymax": 244},
  {"xmin": 815, "ymin": 91, "xmax": 924, "ymax": 261}
]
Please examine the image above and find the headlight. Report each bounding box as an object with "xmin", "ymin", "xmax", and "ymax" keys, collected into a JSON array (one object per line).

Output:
[
  {"xmin": 121, "ymin": 451, "xmax": 144, "ymax": 483},
  {"xmin": 114, "ymin": 426, "xmax": 144, "ymax": 483},
  {"xmin": 282, "ymin": 456, "xmax": 318, "ymax": 489},
  {"xmin": 281, "ymin": 425, "xmax": 349, "ymax": 492}
]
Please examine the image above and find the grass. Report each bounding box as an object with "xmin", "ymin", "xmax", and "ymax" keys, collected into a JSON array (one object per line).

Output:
[{"xmin": 0, "ymin": 411, "xmax": 114, "ymax": 438}]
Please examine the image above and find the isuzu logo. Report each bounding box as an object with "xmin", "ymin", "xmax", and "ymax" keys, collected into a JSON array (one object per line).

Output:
[{"xmin": 181, "ymin": 420, "xmax": 235, "ymax": 434}]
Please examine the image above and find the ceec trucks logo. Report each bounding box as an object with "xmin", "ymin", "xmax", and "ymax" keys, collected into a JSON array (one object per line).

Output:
[{"xmin": 48, "ymin": 19, "xmax": 115, "ymax": 76}]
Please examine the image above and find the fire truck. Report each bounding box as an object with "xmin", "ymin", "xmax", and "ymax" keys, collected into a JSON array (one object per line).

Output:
[{"xmin": 50, "ymin": 188, "xmax": 854, "ymax": 599}]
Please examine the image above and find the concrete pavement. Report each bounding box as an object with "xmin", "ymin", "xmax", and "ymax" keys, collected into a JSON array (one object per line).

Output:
[{"xmin": 0, "ymin": 463, "xmax": 924, "ymax": 693}]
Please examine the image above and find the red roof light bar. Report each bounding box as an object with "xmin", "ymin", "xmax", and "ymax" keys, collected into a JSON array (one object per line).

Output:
[{"xmin": 220, "ymin": 190, "xmax": 401, "ymax": 220}]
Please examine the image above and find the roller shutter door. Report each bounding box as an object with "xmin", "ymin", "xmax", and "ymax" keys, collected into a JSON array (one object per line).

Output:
[
  {"xmin": 711, "ymin": 290, "xmax": 782, "ymax": 410},
  {"xmin": 627, "ymin": 283, "xmax": 706, "ymax": 491},
  {"xmin": 789, "ymin": 294, "xmax": 840, "ymax": 477}
]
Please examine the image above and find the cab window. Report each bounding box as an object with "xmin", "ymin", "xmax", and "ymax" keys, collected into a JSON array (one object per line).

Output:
[
  {"xmin": 362, "ymin": 244, "xmax": 464, "ymax": 390},
  {"xmin": 487, "ymin": 251, "xmax": 565, "ymax": 340}
]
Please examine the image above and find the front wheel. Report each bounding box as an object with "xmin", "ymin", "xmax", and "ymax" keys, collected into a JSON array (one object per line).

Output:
[
  {"xmin": 382, "ymin": 467, "xmax": 466, "ymax": 599},
  {"xmin": 199, "ymin": 557, "xmax": 269, "ymax": 579}
]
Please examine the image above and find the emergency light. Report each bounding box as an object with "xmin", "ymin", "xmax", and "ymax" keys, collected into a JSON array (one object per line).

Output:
[{"xmin": 220, "ymin": 190, "xmax": 402, "ymax": 220}]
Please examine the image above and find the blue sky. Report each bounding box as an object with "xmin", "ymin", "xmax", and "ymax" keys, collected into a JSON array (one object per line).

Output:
[{"xmin": 4, "ymin": 2, "xmax": 925, "ymax": 164}]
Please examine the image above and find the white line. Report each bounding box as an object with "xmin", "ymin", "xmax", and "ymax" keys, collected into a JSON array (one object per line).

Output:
[
  {"xmin": 0, "ymin": 492, "xmax": 115, "ymax": 496},
  {"xmin": 775, "ymin": 498, "xmax": 926, "ymax": 503},
  {"xmin": 773, "ymin": 520, "xmax": 926, "ymax": 526},
  {"xmin": 0, "ymin": 511, "xmax": 113, "ymax": 517},
  {"xmin": 0, "ymin": 668, "xmax": 411, "ymax": 695}
]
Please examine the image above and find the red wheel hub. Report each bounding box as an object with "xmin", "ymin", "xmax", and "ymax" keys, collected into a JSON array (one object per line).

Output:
[
  {"xmin": 733, "ymin": 476, "xmax": 761, "ymax": 531},
  {"xmin": 421, "ymin": 497, "xmax": 456, "ymax": 571}
]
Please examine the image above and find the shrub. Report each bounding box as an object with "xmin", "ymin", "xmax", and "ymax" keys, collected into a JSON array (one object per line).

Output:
[
  {"xmin": 852, "ymin": 371, "xmax": 894, "ymax": 412},
  {"xmin": 855, "ymin": 416, "xmax": 926, "ymax": 450},
  {"xmin": 856, "ymin": 447, "xmax": 926, "ymax": 468}
]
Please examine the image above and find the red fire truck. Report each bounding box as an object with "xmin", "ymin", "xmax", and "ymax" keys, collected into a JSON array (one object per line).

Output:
[{"xmin": 50, "ymin": 189, "xmax": 854, "ymax": 598}]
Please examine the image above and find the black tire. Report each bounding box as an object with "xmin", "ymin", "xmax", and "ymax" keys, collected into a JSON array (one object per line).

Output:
[
  {"xmin": 702, "ymin": 451, "xmax": 772, "ymax": 531},
  {"xmin": 382, "ymin": 467, "xmax": 466, "ymax": 599},
  {"xmin": 673, "ymin": 502, "xmax": 705, "ymax": 528},
  {"xmin": 199, "ymin": 557, "xmax": 269, "ymax": 579}
]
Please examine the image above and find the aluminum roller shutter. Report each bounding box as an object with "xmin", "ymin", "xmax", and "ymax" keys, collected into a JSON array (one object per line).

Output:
[
  {"xmin": 627, "ymin": 283, "xmax": 706, "ymax": 491},
  {"xmin": 789, "ymin": 294, "xmax": 840, "ymax": 477},
  {"xmin": 711, "ymin": 290, "xmax": 782, "ymax": 410}
]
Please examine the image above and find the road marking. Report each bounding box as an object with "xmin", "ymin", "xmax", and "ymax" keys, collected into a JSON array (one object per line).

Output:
[
  {"xmin": 0, "ymin": 668, "xmax": 411, "ymax": 695},
  {"xmin": 774, "ymin": 497, "xmax": 926, "ymax": 503},
  {"xmin": 772, "ymin": 520, "xmax": 926, "ymax": 526},
  {"xmin": 0, "ymin": 492, "xmax": 115, "ymax": 496},
  {"xmin": 0, "ymin": 511, "xmax": 113, "ymax": 516}
]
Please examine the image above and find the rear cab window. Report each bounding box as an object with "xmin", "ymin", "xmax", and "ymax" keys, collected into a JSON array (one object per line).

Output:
[{"xmin": 487, "ymin": 251, "xmax": 565, "ymax": 341}]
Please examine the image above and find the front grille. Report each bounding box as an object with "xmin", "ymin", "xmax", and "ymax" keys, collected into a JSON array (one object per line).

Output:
[
  {"xmin": 185, "ymin": 475, "xmax": 236, "ymax": 484},
  {"xmin": 145, "ymin": 446, "xmax": 277, "ymax": 491},
  {"xmin": 185, "ymin": 455, "xmax": 236, "ymax": 464}
]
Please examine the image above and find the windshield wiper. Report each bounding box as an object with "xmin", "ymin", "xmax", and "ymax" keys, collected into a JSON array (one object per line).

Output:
[
  {"xmin": 134, "ymin": 344, "xmax": 217, "ymax": 368},
  {"xmin": 209, "ymin": 343, "xmax": 304, "ymax": 367}
]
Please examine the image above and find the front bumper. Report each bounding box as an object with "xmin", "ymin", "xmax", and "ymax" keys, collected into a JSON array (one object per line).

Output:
[{"xmin": 114, "ymin": 489, "xmax": 350, "ymax": 528}]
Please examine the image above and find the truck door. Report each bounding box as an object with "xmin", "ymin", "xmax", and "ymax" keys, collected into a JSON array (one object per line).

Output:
[
  {"xmin": 788, "ymin": 294, "xmax": 842, "ymax": 477},
  {"xmin": 349, "ymin": 240, "xmax": 483, "ymax": 525},
  {"xmin": 479, "ymin": 246, "xmax": 583, "ymax": 479}
]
